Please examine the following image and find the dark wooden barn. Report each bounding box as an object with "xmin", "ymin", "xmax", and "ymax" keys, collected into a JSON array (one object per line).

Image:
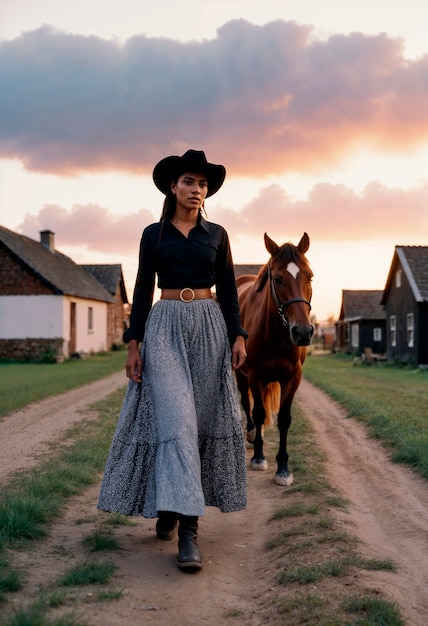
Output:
[
  {"xmin": 335, "ymin": 290, "xmax": 386, "ymax": 356},
  {"xmin": 381, "ymin": 246, "xmax": 428, "ymax": 366}
]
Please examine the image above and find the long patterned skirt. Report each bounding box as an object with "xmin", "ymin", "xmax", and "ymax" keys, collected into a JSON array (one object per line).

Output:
[{"xmin": 97, "ymin": 298, "xmax": 247, "ymax": 518}]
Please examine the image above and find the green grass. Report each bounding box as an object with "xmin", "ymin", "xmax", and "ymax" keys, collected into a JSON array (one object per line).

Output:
[
  {"xmin": 81, "ymin": 530, "xmax": 121, "ymax": 552},
  {"xmin": 58, "ymin": 560, "xmax": 117, "ymax": 587},
  {"xmin": 99, "ymin": 512, "xmax": 136, "ymax": 527},
  {"xmin": 0, "ymin": 602, "xmax": 88, "ymax": 626},
  {"xmin": 0, "ymin": 349, "xmax": 126, "ymax": 418},
  {"xmin": 0, "ymin": 390, "xmax": 123, "ymax": 603},
  {"xmin": 96, "ymin": 588, "xmax": 124, "ymax": 602},
  {"xmin": 272, "ymin": 502, "xmax": 321, "ymax": 518},
  {"xmin": 276, "ymin": 552, "xmax": 395, "ymax": 587},
  {"xmin": 0, "ymin": 395, "xmax": 122, "ymax": 546},
  {"xmin": 341, "ymin": 595, "xmax": 404, "ymax": 625},
  {"xmin": 276, "ymin": 592, "xmax": 405, "ymax": 626},
  {"xmin": 0, "ymin": 495, "xmax": 53, "ymax": 543},
  {"xmin": 303, "ymin": 353, "xmax": 428, "ymax": 479},
  {"xmin": 277, "ymin": 591, "xmax": 343, "ymax": 626},
  {"xmin": 0, "ymin": 565, "xmax": 22, "ymax": 593}
]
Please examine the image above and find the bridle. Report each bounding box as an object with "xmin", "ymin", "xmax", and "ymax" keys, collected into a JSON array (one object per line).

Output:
[{"xmin": 268, "ymin": 263, "xmax": 312, "ymax": 328}]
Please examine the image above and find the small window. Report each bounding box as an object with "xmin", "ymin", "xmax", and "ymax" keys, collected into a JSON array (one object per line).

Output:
[
  {"xmin": 396, "ymin": 269, "xmax": 402, "ymax": 288},
  {"xmin": 88, "ymin": 307, "xmax": 94, "ymax": 332},
  {"xmin": 390, "ymin": 315, "xmax": 396, "ymax": 347},
  {"xmin": 407, "ymin": 313, "xmax": 414, "ymax": 348},
  {"xmin": 351, "ymin": 323, "xmax": 359, "ymax": 348},
  {"xmin": 373, "ymin": 327, "xmax": 382, "ymax": 342}
]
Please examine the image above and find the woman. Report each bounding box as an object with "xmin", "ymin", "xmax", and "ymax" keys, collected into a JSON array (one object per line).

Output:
[{"xmin": 98, "ymin": 149, "xmax": 248, "ymax": 572}]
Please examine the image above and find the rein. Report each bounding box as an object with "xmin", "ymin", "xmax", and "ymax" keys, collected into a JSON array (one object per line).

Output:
[{"xmin": 268, "ymin": 263, "xmax": 311, "ymax": 327}]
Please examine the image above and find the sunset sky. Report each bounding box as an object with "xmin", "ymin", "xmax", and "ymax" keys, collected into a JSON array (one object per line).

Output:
[{"xmin": 1, "ymin": 0, "xmax": 428, "ymax": 321}]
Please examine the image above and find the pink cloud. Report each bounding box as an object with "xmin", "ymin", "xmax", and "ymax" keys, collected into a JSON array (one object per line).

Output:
[
  {"xmin": 19, "ymin": 179, "xmax": 428, "ymax": 256},
  {"xmin": 19, "ymin": 203, "xmax": 156, "ymax": 253},
  {"xmin": 210, "ymin": 180, "xmax": 428, "ymax": 242}
]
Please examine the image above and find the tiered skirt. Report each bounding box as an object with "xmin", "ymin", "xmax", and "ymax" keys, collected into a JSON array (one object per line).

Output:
[{"xmin": 98, "ymin": 298, "xmax": 247, "ymax": 518}]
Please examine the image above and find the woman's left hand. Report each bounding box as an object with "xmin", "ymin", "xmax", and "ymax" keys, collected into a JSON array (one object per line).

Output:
[{"xmin": 231, "ymin": 335, "xmax": 247, "ymax": 370}]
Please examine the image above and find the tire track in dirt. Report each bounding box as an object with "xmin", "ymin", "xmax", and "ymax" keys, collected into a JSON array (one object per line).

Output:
[
  {"xmin": 0, "ymin": 371, "xmax": 127, "ymax": 482},
  {"xmin": 296, "ymin": 377, "xmax": 428, "ymax": 626}
]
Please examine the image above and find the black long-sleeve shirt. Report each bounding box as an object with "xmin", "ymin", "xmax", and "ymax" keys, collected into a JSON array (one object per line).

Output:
[{"xmin": 123, "ymin": 217, "xmax": 248, "ymax": 344}]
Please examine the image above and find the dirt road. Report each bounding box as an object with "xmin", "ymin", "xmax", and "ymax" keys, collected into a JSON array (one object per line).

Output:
[
  {"xmin": 1, "ymin": 373, "xmax": 428, "ymax": 624},
  {"xmin": 298, "ymin": 378, "xmax": 428, "ymax": 625}
]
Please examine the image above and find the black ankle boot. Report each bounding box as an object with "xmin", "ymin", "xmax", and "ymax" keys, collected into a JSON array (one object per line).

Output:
[
  {"xmin": 177, "ymin": 515, "xmax": 203, "ymax": 570},
  {"xmin": 156, "ymin": 511, "xmax": 178, "ymax": 540}
]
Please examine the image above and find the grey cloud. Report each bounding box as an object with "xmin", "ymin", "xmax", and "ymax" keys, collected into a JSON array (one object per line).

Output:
[{"xmin": 1, "ymin": 21, "xmax": 428, "ymax": 175}]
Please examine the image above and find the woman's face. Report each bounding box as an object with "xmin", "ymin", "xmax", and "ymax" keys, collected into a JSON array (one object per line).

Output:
[{"xmin": 171, "ymin": 171, "xmax": 208, "ymax": 212}]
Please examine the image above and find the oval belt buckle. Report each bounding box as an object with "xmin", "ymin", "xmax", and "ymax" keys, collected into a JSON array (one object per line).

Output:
[{"xmin": 179, "ymin": 287, "xmax": 195, "ymax": 302}]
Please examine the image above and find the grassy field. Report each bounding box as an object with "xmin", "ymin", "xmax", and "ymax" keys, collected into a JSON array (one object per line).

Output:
[
  {"xmin": 0, "ymin": 350, "xmax": 126, "ymax": 418},
  {"xmin": 303, "ymin": 352, "xmax": 428, "ymax": 480}
]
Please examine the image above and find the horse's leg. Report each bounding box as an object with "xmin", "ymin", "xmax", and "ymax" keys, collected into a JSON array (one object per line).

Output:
[
  {"xmin": 275, "ymin": 392, "xmax": 295, "ymax": 486},
  {"xmin": 250, "ymin": 388, "xmax": 268, "ymax": 471},
  {"xmin": 235, "ymin": 371, "xmax": 255, "ymax": 442},
  {"xmin": 246, "ymin": 404, "xmax": 256, "ymax": 444}
]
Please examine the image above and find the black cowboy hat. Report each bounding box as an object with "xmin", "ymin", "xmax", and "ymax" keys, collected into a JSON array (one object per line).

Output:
[{"xmin": 152, "ymin": 149, "xmax": 226, "ymax": 197}]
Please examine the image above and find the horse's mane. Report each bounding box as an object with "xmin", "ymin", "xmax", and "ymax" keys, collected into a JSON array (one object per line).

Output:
[
  {"xmin": 255, "ymin": 264, "xmax": 270, "ymax": 292},
  {"xmin": 255, "ymin": 243, "xmax": 310, "ymax": 293}
]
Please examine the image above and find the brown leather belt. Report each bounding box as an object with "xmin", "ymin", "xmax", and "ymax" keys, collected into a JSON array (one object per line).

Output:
[{"xmin": 160, "ymin": 288, "xmax": 212, "ymax": 302}]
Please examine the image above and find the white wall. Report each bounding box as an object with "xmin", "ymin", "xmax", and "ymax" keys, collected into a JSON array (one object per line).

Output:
[
  {"xmin": 0, "ymin": 295, "xmax": 108, "ymax": 354},
  {"xmin": 0, "ymin": 295, "xmax": 64, "ymax": 338},
  {"xmin": 71, "ymin": 298, "xmax": 108, "ymax": 353}
]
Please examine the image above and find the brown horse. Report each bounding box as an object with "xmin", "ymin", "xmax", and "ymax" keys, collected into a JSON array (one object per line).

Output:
[{"xmin": 236, "ymin": 232, "xmax": 314, "ymax": 485}]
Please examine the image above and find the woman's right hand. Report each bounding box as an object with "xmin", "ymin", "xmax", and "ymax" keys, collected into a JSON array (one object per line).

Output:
[{"xmin": 125, "ymin": 340, "xmax": 142, "ymax": 382}]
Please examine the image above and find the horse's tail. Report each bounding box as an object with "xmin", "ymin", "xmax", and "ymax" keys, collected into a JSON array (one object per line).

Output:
[{"xmin": 263, "ymin": 382, "xmax": 280, "ymax": 428}]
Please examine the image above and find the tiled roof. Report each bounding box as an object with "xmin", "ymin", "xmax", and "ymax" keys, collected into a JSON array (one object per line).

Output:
[
  {"xmin": 82, "ymin": 264, "xmax": 129, "ymax": 303},
  {"xmin": 0, "ymin": 225, "xmax": 115, "ymax": 303},
  {"xmin": 340, "ymin": 290, "xmax": 385, "ymax": 321},
  {"xmin": 398, "ymin": 246, "xmax": 428, "ymax": 301},
  {"xmin": 381, "ymin": 246, "xmax": 428, "ymax": 304}
]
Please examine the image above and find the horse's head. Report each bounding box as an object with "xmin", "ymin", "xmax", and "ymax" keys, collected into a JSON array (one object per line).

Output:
[{"xmin": 262, "ymin": 232, "xmax": 314, "ymax": 346}]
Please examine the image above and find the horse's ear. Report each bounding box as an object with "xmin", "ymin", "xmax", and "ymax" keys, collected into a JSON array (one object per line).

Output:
[
  {"xmin": 298, "ymin": 232, "xmax": 310, "ymax": 254},
  {"xmin": 264, "ymin": 233, "xmax": 279, "ymax": 257}
]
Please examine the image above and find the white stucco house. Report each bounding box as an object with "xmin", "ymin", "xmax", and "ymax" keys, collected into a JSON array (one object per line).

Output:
[{"xmin": 0, "ymin": 225, "xmax": 128, "ymax": 361}]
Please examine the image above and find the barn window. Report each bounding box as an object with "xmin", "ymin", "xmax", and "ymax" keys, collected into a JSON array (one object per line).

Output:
[
  {"xmin": 373, "ymin": 327, "xmax": 382, "ymax": 342},
  {"xmin": 88, "ymin": 307, "xmax": 94, "ymax": 332},
  {"xmin": 351, "ymin": 323, "xmax": 359, "ymax": 348},
  {"xmin": 390, "ymin": 315, "xmax": 396, "ymax": 347},
  {"xmin": 395, "ymin": 269, "xmax": 402, "ymax": 288},
  {"xmin": 407, "ymin": 313, "xmax": 414, "ymax": 348}
]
